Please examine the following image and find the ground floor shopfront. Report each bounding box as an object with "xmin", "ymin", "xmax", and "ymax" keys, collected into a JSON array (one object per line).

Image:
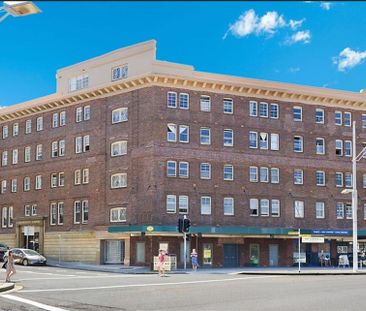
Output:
[{"xmin": 108, "ymin": 225, "xmax": 366, "ymax": 268}]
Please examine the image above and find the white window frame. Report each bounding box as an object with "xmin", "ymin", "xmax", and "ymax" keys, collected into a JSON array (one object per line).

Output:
[
  {"xmin": 293, "ymin": 136, "xmax": 303, "ymax": 152},
  {"xmin": 110, "ymin": 207, "xmax": 127, "ymax": 222},
  {"xmin": 167, "ymin": 91, "xmax": 177, "ymax": 108},
  {"xmin": 224, "ymin": 197, "xmax": 234, "ymax": 216},
  {"xmin": 179, "ymin": 93, "xmax": 189, "ymax": 110},
  {"xmin": 166, "ymin": 195, "xmax": 177, "ymax": 213},
  {"xmin": 111, "ymin": 173, "xmax": 127, "ymax": 189},
  {"xmin": 200, "ymin": 127, "xmax": 211, "ymax": 145},
  {"xmin": 223, "ymin": 98, "xmax": 233, "ymax": 114},
  {"xmin": 335, "ymin": 111, "xmax": 342, "ymax": 126},
  {"xmin": 293, "ymin": 106, "xmax": 303, "ymax": 121},
  {"xmin": 316, "ymin": 138, "xmax": 325, "ymax": 155},
  {"xmin": 259, "ymin": 102, "xmax": 268, "ymax": 118},
  {"xmin": 167, "ymin": 123, "xmax": 177, "ymax": 142},
  {"xmin": 111, "ymin": 141, "xmax": 127, "ymax": 157},
  {"xmin": 316, "ymin": 201, "xmax": 325, "ymax": 219},
  {"xmin": 315, "ymin": 108, "xmax": 324, "ymax": 124},
  {"xmin": 167, "ymin": 161, "xmax": 177, "ymax": 177},
  {"xmin": 223, "ymin": 164, "xmax": 234, "ymax": 181},
  {"xmin": 200, "ymin": 196, "xmax": 212, "ymax": 215},
  {"xmin": 200, "ymin": 96, "xmax": 211, "ymax": 112},
  {"xmin": 200, "ymin": 163, "xmax": 211, "ymax": 179},
  {"xmin": 249, "ymin": 101, "xmax": 258, "ymax": 117},
  {"xmin": 294, "ymin": 200, "xmax": 304, "ymax": 218},
  {"xmin": 270, "ymin": 103, "xmax": 279, "ymax": 119},
  {"xmin": 223, "ymin": 129, "xmax": 234, "ymax": 147},
  {"xmin": 112, "ymin": 107, "xmax": 128, "ymax": 124},
  {"xmin": 250, "ymin": 198, "xmax": 259, "ymax": 216}
]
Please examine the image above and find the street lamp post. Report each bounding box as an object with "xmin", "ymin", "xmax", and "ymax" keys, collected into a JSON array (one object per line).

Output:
[
  {"xmin": 341, "ymin": 121, "xmax": 366, "ymax": 272},
  {"xmin": 0, "ymin": 1, "xmax": 41, "ymax": 23}
]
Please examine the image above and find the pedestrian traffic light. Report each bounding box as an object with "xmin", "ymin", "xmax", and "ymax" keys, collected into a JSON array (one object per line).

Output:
[
  {"xmin": 185, "ymin": 233, "xmax": 192, "ymax": 241},
  {"xmin": 178, "ymin": 218, "xmax": 184, "ymax": 233},
  {"xmin": 183, "ymin": 218, "xmax": 191, "ymax": 233}
]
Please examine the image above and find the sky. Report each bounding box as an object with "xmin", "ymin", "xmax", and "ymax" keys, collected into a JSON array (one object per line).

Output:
[{"xmin": 1, "ymin": 1, "xmax": 366, "ymax": 107}]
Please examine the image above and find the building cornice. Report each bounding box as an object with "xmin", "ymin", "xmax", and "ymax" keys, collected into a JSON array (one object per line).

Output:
[{"xmin": 1, "ymin": 73, "xmax": 366, "ymax": 122}]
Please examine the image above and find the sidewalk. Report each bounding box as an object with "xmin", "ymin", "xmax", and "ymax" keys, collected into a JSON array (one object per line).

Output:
[
  {"xmin": 46, "ymin": 259, "xmax": 366, "ymax": 275},
  {"xmin": 0, "ymin": 282, "xmax": 15, "ymax": 293}
]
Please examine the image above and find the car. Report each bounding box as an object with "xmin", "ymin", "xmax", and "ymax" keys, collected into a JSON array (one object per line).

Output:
[
  {"xmin": 0, "ymin": 243, "xmax": 8, "ymax": 262},
  {"xmin": 5, "ymin": 248, "xmax": 47, "ymax": 266}
]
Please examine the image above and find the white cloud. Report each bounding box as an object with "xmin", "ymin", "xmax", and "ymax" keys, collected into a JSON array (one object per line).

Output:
[
  {"xmin": 333, "ymin": 47, "xmax": 366, "ymax": 71},
  {"xmin": 289, "ymin": 18, "xmax": 305, "ymax": 30},
  {"xmin": 224, "ymin": 9, "xmax": 300, "ymax": 39},
  {"xmin": 289, "ymin": 67, "xmax": 301, "ymax": 73},
  {"xmin": 320, "ymin": 2, "xmax": 332, "ymax": 10},
  {"xmin": 287, "ymin": 30, "xmax": 311, "ymax": 44}
]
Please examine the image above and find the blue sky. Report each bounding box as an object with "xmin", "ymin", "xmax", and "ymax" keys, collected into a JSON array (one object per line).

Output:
[{"xmin": 1, "ymin": 1, "xmax": 366, "ymax": 107}]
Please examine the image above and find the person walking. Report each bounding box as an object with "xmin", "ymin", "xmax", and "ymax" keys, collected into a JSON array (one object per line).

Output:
[
  {"xmin": 158, "ymin": 249, "xmax": 167, "ymax": 277},
  {"xmin": 191, "ymin": 249, "xmax": 199, "ymax": 271},
  {"xmin": 5, "ymin": 250, "xmax": 16, "ymax": 283}
]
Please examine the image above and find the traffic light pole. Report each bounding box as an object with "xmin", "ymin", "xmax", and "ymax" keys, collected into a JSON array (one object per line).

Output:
[{"xmin": 183, "ymin": 215, "xmax": 187, "ymax": 270}]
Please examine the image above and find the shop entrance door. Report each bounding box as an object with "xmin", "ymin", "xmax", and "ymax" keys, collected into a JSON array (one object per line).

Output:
[
  {"xmin": 224, "ymin": 244, "xmax": 239, "ymax": 267},
  {"xmin": 104, "ymin": 240, "xmax": 124, "ymax": 264},
  {"xmin": 269, "ymin": 244, "xmax": 279, "ymax": 266}
]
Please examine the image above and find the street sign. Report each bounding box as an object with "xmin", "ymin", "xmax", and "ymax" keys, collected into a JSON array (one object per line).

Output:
[
  {"xmin": 146, "ymin": 226, "xmax": 154, "ymax": 232},
  {"xmin": 302, "ymin": 236, "xmax": 325, "ymax": 243},
  {"xmin": 24, "ymin": 226, "xmax": 34, "ymax": 236}
]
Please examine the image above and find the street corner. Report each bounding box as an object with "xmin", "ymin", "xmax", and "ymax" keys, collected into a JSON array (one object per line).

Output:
[{"xmin": 0, "ymin": 282, "xmax": 15, "ymax": 293}]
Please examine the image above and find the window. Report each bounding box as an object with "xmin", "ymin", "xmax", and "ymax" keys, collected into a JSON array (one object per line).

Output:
[
  {"xmin": 112, "ymin": 108, "xmax": 128, "ymax": 123},
  {"xmin": 2, "ymin": 151, "xmax": 8, "ymax": 166},
  {"xmin": 363, "ymin": 114, "xmax": 366, "ymax": 129},
  {"xmin": 249, "ymin": 166, "xmax": 258, "ymax": 182},
  {"xmin": 179, "ymin": 162, "xmax": 189, "ymax": 178},
  {"xmin": 271, "ymin": 168, "xmax": 280, "ymax": 183},
  {"xmin": 24, "ymin": 205, "xmax": 31, "ymax": 217},
  {"xmin": 84, "ymin": 106, "xmax": 91, "ymax": 121},
  {"xmin": 59, "ymin": 140, "xmax": 65, "ymax": 156},
  {"xmin": 52, "ymin": 141, "xmax": 59, "ymax": 157},
  {"xmin": 111, "ymin": 141, "xmax": 127, "ymax": 156},
  {"xmin": 363, "ymin": 174, "xmax": 366, "ymax": 188},
  {"xmin": 25, "ymin": 119, "xmax": 32, "ymax": 134},
  {"xmin": 200, "ymin": 96, "xmax": 211, "ymax": 112},
  {"xmin": 223, "ymin": 164, "xmax": 233, "ymax": 181},
  {"xmin": 223, "ymin": 129, "xmax": 233, "ymax": 146},
  {"xmin": 179, "ymin": 93, "xmax": 189, "ymax": 109},
  {"xmin": 201, "ymin": 196, "xmax": 211, "ymax": 215},
  {"xmin": 260, "ymin": 167, "xmax": 269, "ymax": 183},
  {"xmin": 83, "ymin": 135, "xmax": 90, "ymax": 152},
  {"xmin": 167, "ymin": 92, "xmax": 177, "ymax": 108},
  {"xmin": 36, "ymin": 144, "xmax": 43, "ymax": 160},
  {"xmin": 2, "ymin": 125, "xmax": 8, "ymax": 139},
  {"xmin": 345, "ymin": 203, "xmax": 352, "ymax": 219},
  {"xmin": 166, "ymin": 195, "xmax": 176, "ymax": 213},
  {"xmin": 316, "ymin": 171, "xmax": 325, "ymax": 186},
  {"xmin": 336, "ymin": 202, "xmax": 344, "ymax": 219},
  {"xmin": 315, "ymin": 109, "xmax": 324, "ymax": 124},
  {"xmin": 74, "ymin": 201, "xmax": 81, "ymax": 224},
  {"xmin": 1, "ymin": 180, "xmax": 6, "ymax": 194},
  {"xmin": 223, "ymin": 98, "xmax": 233, "ymax": 114},
  {"xmin": 50, "ymin": 203, "xmax": 57, "ymax": 225},
  {"xmin": 179, "ymin": 125, "xmax": 189, "ymax": 143},
  {"xmin": 52, "ymin": 113, "xmax": 59, "ymax": 128},
  {"xmin": 74, "ymin": 169, "xmax": 81, "ymax": 185},
  {"xmin": 294, "ymin": 200, "xmax": 304, "ymax": 218},
  {"xmin": 51, "ymin": 173, "xmax": 58, "ymax": 188},
  {"xmin": 344, "ymin": 140, "xmax": 352, "ymax": 157},
  {"xmin": 167, "ymin": 161, "xmax": 177, "ymax": 177},
  {"xmin": 36, "ymin": 117, "xmax": 43, "ymax": 132},
  {"xmin": 82, "ymin": 200, "xmax": 89, "ymax": 223},
  {"xmin": 345, "ymin": 172, "xmax": 352, "ymax": 188},
  {"xmin": 271, "ymin": 133, "xmax": 279, "ymax": 150},
  {"xmin": 111, "ymin": 173, "xmax": 127, "ymax": 188},
  {"xmin": 1, "ymin": 207, "xmax": 7, "ymax": 228},
  {"xmin": 249, "ymin": 101, "xmax": 257, "ymax": 116},
  {"xmin": 110, "ymin": 207, "xmax": 127, "ymax": 222},
  {"xmin": 316, "ymin": 202, "xmax": 325, "ymax": 219},
  {"xmin": 58, "ymin": 172, "xmax": 65, "ymax": 187},
  {"xmin": 270, "ymin": 103, "xmax": 279, "ymax": 119},
  {"xmin": 23, "ymin": 176, "xmax": 30, "ymax": 191},
  {"xmin": 344, "ymin": 112, "xmax": 351, "ymax": 127},
  {"xmin": 69, "ymin": 74, "xmax": 88, "ymax": 92},
  {"xmin": 293, "ymin": 106, "xmax": 302, "ymax": 121},
  {"xmin": 335, "ymin": 111, "xmax": 342, "ymax": 125},
  {"xmin": 167, "ymin": 124, "xmax": 177, "ymax": 142},
  {"xmin": 336, "ymin": 172, "xmax": 344, "ymax": 187},
  {"xmin": 224, "ymin": 197, "xmax": 234, "ymax": 215},
  {"xmin": 31, "ymin": 204, "xmax": 37, "ymax": 216},
  {"xmin": 249, "ymin": 131, "xmax": 258, "ymax": 148},
  {"xmin": 13, "ymin": 123, "xmax": 19, "ymax": 136},
  {"xmin": 250, "ymin": 198, "xmax": 259, "ymax": 216},
  {"xmin": 60, "ymin": 111, "xmax": 66, "ymax": 127},
  {"xmin": 179, "ymin": 195, "xmax": 188, "ymax": 214},
  {"xmin": 260, "ymin": 199, "xmax": 269, "ymax": 216},
  {"xmin": 259, "ymin": 133, "xmax": 268, "ymax": 150},
  {"xmin": 316, "ymin": 138, "xmax": 325, "ymax": 155},
  {"xmin": 294, "ymin": 169, "xmax": 303, "ymax": 185},
  {"xmin": 75, "ymin": 136, "xmax": 89, "ymax": 153},
  {"xmin": 82, "ymin": 168, "xmax": 89, "ymax": 184},
  {"xmin": 11, "ymin": 179, "xmax": 17, "ymax": 193},
  {"xmin": 259, "ymin": 102, "xmax": 268, "ymax": 117},
  {"xmin": 35, "ymin": 175, "xmax": 42, "ymax": 190},
  {"xmin": 58, "ymin": 202, "xmax": 64, "ymax": 225},
  {"xmin": 12, "ymin": 149, "xmax": 18, "ymax": 165},
  {"xmin": 293, "ymin": 136, "xmax": 303, "ymax": 152},
  {"xmin": 200, "ymin": 163, "xmax": 211, "ymax": 179},
  {"xmin": 112, "ymin": 65, "xmax": 128, "ymax": 81},
  {"xmin": 7, "ymin": 206, "xmax": 12, "ymax": 227},
  {"xmin": 271, "ymin": 200, "xmax": 280, "ymax": 217},
  {"xmin": 200, "ymin": 127, "xmax": 211, "ymax": 145},
  {"xmin": 335, "ymin": 139, "xmax": 343, "ymax": 156},
  {"xmin": 24, "ymin": 146, "xmax": 31, "ymax": 163},
  {"xmin": 76, "ymin": 107, "xmax": 83, "ymax": 123},
  {"xmin": 364, "ymin": 204, "xmax": 366, "ymax": 220}
]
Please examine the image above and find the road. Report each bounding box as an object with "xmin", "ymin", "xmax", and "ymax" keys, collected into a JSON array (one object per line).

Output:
[{"xmin": 0, "ymin": 265, "xmax": 365, "ymax": 311}]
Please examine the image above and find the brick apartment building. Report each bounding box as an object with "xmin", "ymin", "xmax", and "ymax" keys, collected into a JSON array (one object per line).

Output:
[{"xmin": 1, "ymin": 40, "xmax": 366, "ymax": 267}]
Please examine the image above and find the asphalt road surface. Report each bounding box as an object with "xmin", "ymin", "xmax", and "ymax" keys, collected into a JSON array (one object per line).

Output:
[{"xmin": 0, "ymin": 265, "xmax": 365, "ymax": 311}]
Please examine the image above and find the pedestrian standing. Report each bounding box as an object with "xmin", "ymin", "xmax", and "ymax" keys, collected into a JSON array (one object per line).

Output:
[
  {"xmin": 191, "ymin": 249, "xmax": 199, "ymax": 271},
  {"xmin": 158, "ymin": 249, "xmax": 167, "ymax": 277},
  {"xmin": 5, "ymin": 250, "xmax": 16, "ymax": 283}
]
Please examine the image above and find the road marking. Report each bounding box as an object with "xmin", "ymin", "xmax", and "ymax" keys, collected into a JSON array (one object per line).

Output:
[
  {"xmin": 19, "ymin": 271, "xmax": 76, "ymax": 277},
  {"xmin": 19, "ymin": 275, "xmax": 280, "ymax": 293},
  {"xmin": 17, "ymin": 274, "xmax": 157, "ymax": 281},
  {"xmin": 1, "ymin": 294, "xmax": 70, "ymax": 311}
]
